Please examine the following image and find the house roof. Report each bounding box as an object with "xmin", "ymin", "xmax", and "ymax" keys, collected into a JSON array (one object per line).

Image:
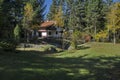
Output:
[{"xmin": 40, "ymin": 21, "xmax": 56, "ymax": 28}]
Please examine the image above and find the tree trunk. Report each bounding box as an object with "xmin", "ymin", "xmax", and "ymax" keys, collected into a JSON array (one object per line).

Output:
[
  {"xmin": 108, "ymin": 27, "xmax": 110, "ymax": 42},
  {"xmin": 95, "ymin": 25, "xmax": 97, "ymax": 38},
  {"xmin": 25, "ymin": 29, "xmax": 29, "ymax": 43},
  {"xmin": 27, "ymin": 32, "xmax": 29, "ymax": 43},
  {"xmin": 94, "ymin": 21, "xmax": 97, "ymax": 42},
  {"xmin": 113, "ymin": 32, "xmax": 116, "ymax": 44}
]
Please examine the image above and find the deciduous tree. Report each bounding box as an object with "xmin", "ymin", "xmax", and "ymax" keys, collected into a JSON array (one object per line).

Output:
[
  {"xmin": 14, "ymin": 24, "xmax": 21, "ymax": 42},
  {"xmin": 107, "ymin": 2, "xmax": 120, "ymax": 44}
]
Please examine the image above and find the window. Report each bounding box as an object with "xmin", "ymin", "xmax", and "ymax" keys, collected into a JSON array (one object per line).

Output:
[
  {"xmin": 42, "ymin": 32, "xmax": 47, "ymax": 37},
  {"xmin": 39, "ymin": 32, "xmax": 41, "ymax": 37},
  {"xmin": 49, "ymin": 32, "xmax": 51, "ymax": 35},
  {"xmin": 56, "ymin": 31, "xmax": 58, "ymax": 34}
]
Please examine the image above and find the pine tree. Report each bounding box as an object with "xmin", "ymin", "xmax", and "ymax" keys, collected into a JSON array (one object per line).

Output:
[
  {"xmin": 0, "ymin": 0, "xmax": 25, "ymax": 38},
  {"xmin": 85, "ymin": 0, "xmax": 107, "ymax": 38},
  {"xmin": 65, "ymin": 0, "xmax": 82, "ymax": 29},
  {"xmin": 0, "ymin": 0, "xmax": 3, "ymax": 37},
  {"xmin": 29, "ymin": 0, "xmax": 46, "ymax": 24},
  {"xmin": 47, "ymin": 0, "xmax": 58, "ymax": 20}
]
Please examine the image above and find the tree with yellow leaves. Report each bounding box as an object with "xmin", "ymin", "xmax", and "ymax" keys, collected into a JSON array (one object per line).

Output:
[
  {"xmin": 53, "ymin": 6, "xmax": 64, "ymax": 27},
  {"xmin": 23, "ymin": 2, "xmax": 34, "ymax": 42},
  {"xmin": 23, "ymin": 2, "xmax": 34, "ymax": 29},
  {"xmin": 107, "ymin": 2, "xmax": 120, "ymax": 44}
]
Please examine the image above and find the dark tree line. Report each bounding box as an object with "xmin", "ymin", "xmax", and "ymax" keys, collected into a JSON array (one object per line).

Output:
[
  {"xmin": 48, "ymin": 0, "xmax": 113, "ymax": 33},
  {"xmin": 0, "ymin": 0, "xmax": 46, "ymax": 39},
  {"xmin": 48, "ymin": 0, "xmax": 120, "ymax": 44}
]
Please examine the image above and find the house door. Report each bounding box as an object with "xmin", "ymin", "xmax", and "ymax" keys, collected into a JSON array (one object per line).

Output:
[{"xmin": 39, "ymin": 32, "xmax": 42, "ymax": 37}]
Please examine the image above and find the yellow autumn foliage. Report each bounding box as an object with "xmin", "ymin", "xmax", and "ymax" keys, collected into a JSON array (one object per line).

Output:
[
  {"xmin": 95, "ymin": 30, "xmax": 108, "ymax": 42},
  {"xmin": 53, "ymin": 6, "xmax": 64, "ymax": 27},
  {"xmin": 24, "ymin": 2, "xmax": 33, "ymax": 21},
  {"xmin": 107, "ymin": 2, "xmax": 120, "ymax": 33}
]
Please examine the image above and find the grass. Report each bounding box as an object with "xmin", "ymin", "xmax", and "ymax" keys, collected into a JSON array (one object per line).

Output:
[
  {"xmin": 54, "ymin": 42, "xmax": 120, "ymax": 58},
  {"xmin": 0, "ymin": 42, "xmax": 120, "ymax": 80}
]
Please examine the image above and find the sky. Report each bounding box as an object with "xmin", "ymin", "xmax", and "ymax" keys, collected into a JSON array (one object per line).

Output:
[{"xmin": 45, "ymin": 0, "xmax": 52, "ymax": 15}]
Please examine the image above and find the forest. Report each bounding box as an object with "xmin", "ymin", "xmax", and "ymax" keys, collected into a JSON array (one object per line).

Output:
[
  {"xmin": 0, "ymin": 0, "xmax": 120, "ymax": 50},
  {"xmin": 47, "ymin": 0, "xmax": 120, "ymax": 45}
]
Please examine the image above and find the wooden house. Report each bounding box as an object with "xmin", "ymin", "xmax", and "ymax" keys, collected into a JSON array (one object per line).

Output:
[{"xmin": 37, "ymin": 21, "xmax": 63, "ymax": 38}]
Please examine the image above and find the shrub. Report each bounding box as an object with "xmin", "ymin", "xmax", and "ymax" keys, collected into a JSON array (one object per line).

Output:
[
  {"xmin": 71, "ymin": 30, "xmax": 82, "ymax": 49},
  {"xmin": 14, "ymin": 24, "xmax": 21, "ymax": 42},
  {"xmin": 43, "ymin": 46, "xmax": 49, "ymax": 52},
  {"xmin": 95, "ymin": 30, "xmax": 108, "ymax": 42},
  {"xmin": 0, "ymin": 41, "xmax": 17, "ymax": 51},
  {"xmin": 43, "ymin": 45, "xmax": 57, "ymax": 53}
]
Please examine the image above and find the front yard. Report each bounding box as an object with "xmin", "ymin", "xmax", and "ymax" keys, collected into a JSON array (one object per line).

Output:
[{"xmin": 0, "ymin": 42, "xmax": 120, "ymax": 80}]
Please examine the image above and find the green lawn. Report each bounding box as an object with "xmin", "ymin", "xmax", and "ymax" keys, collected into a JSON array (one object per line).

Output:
[{"xmin": 0, "ymin": 42, "xmax": 120, "ymax": 80}]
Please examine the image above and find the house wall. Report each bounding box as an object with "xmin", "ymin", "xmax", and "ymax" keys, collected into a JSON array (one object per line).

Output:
[
  {"xmin": 56, "ymin": 27, "xmax": 62, "ymax": 38},
  {"xmin": 31, "ymin": 30, "xmax": 39, "ymax": 38},
  {"xmin": 47, "ymin": 27, "xmax": 62, "ymax": 38},
  {"xmin": 38, "ymin": 27, "xmax": 63, "ymax": 38}
]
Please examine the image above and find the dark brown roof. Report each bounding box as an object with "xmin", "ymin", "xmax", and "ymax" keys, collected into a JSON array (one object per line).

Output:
[{"xmin": 40, "ymin": 21, "xmax": 56, "ymax": 28}]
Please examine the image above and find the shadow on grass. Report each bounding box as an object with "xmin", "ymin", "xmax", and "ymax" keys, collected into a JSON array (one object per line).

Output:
[
  {"xmin": 0, "ymin": 50, "xmax": 120, "ymax": 80},
  {"xmin": 77, "ymin": 46, "xmax": 90, "ymax": 50},
  {"xmin": 77, "ymin": 44, "xmax": 91, "ymax": 50}
]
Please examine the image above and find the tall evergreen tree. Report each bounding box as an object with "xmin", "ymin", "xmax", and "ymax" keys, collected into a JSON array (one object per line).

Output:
[
  {"xmin": 29, "ymin": 0, "xmax": 46, "ymax": 24},
  {"xmin": 84, "ymin": 0, "xmax": 107, "ymax": 37},
  {"xmin": 0, "ymin": 0, "xmax": 46, "ymax": 39},
  {"xmin": 0, "ymin": 0, "xmax": 3, "ymax": 37},
  {"xmin": 47, "ymin": 0, "xmax": 58, "ymax": 20},
  {"xmin": 0, "ymin": 0, "xmax": 16, "ymax": 38},
  {"xmin": 47, "ymin": 0, "xmax": 64, "ymax": 27},
  {"xmin": 0, "ymin": 0, "xmax": 25, "ymax": 38}
]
